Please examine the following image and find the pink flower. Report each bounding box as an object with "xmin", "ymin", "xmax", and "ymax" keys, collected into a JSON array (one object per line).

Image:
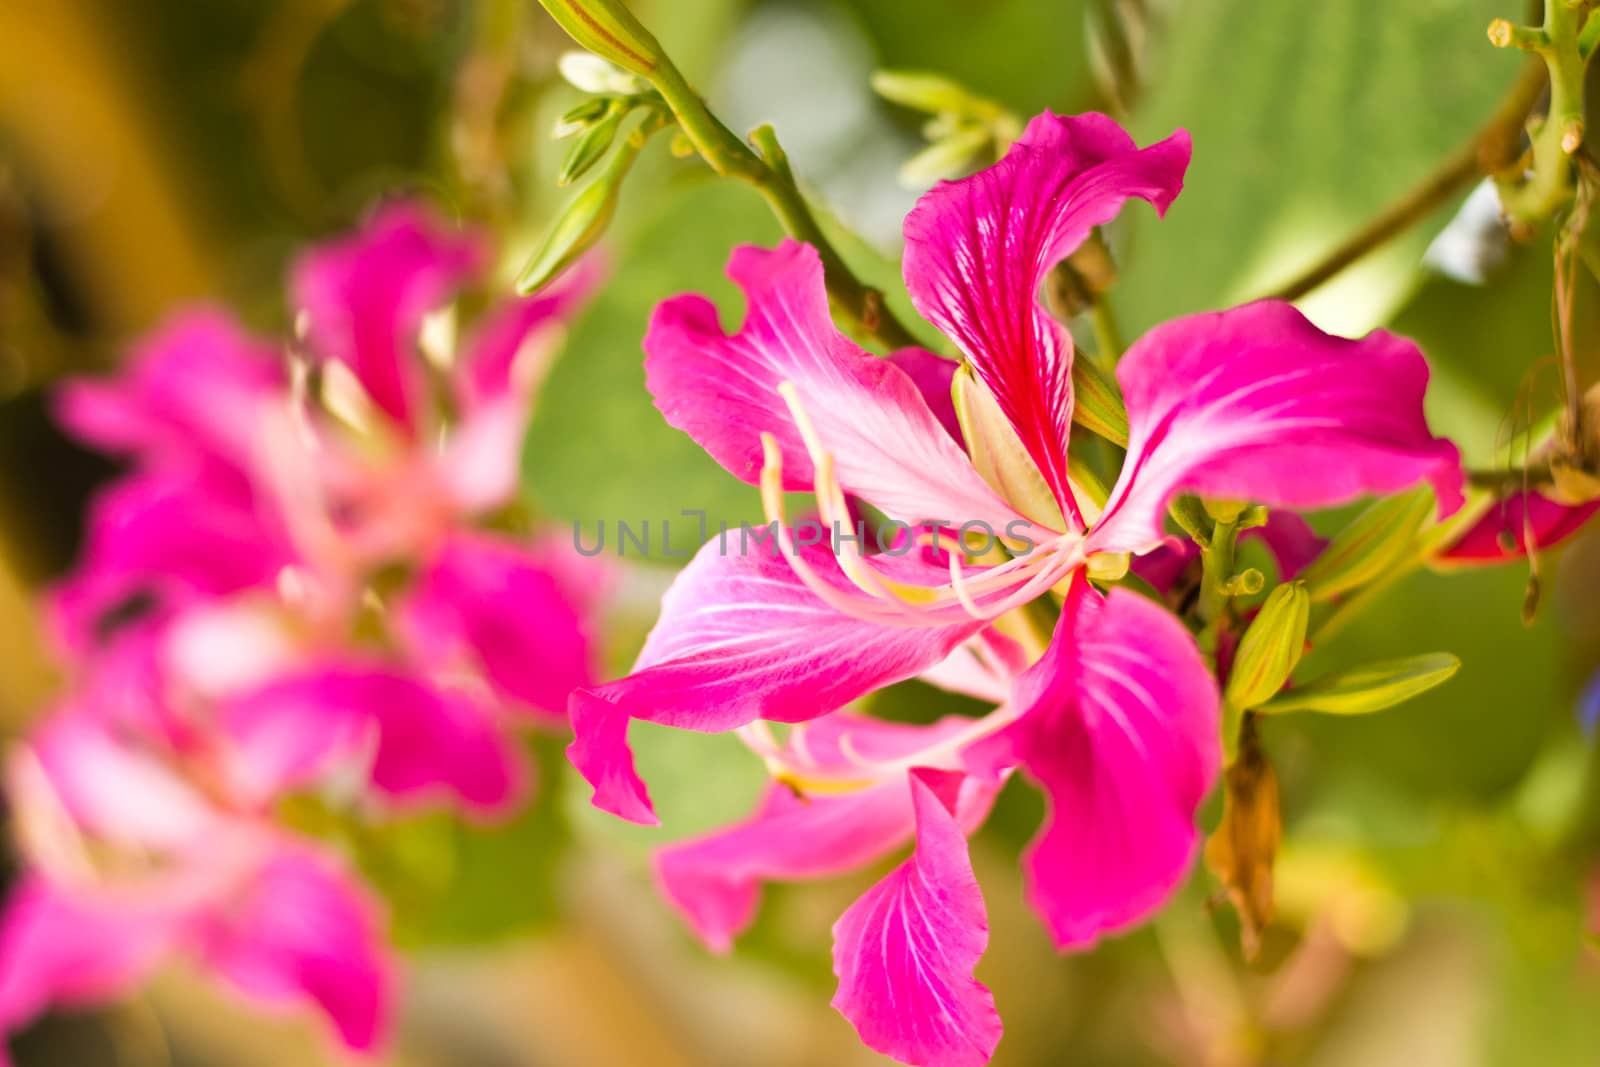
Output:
[
  {"xmin": 4, "ymin": 201, "xmax": 605, "ymax": 1057},
  {"xmin": 567, "ymin": 112, "xmax": 1462, "ymax": 1065},
  {"xmin": 52, "ymin": 202, "xmax": 602, "ymax": 655},
  {"xmin": 0, "ymin": 709, "xmax": 394, "ymax": 1054}
]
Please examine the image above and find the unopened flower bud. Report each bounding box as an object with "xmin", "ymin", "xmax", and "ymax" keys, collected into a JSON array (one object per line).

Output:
[
  {"xmin": 870, "ymin": 70, "xmax": 982, "ymax": 116},
  {"xmin": 897, "ymin": 125, "xmax": 991, "ymax": 187},
  {"xmin": 1299, "ymin": 487, "xmax": 1432, "ymax": 601},
  {"xmin": 557, "ymin": 104, "xmax": 625, "ymax": 185},
  {"xmin": 540, "ymin": 1, "xmax": 662, "ymax": 79},
  {"xmin": 952, "ymin": 365, "xmax": 1065, "ymax": 529},
  {"xmin": 1069, "ymin": 354, "xmax": 1129, "ymax": 447},
  {"xmin": 1256, "ymin": 652, "xmax": 1459, "ymax": 716},
  {"xmin": 554, "ymin": 97, "xmax": 613, "ymax": 138},
  {"xmin": 1224, "ymin": 581, "xmax": 1310, "ymax": 710},
  {"xmin": 518, "ymin": 124, "xmax": 643, "ymax": 292}
]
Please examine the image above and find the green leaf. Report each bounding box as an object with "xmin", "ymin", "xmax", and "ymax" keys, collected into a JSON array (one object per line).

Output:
[
  {"xmin": 1121, "ymin": 0, "xmax": 1513, "ymax": 337},
  {"xmin": 1260, "ymin": 652, "xmax": 1461, "ymax": 716}
]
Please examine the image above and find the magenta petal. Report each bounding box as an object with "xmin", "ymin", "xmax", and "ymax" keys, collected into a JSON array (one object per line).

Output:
[
  {"xmin": 567, "ymin": 540, "xmax": 982, "ymax": 823},
  {"xmin": 291, "ymin": 201, "xmax": 484, "ymax": 432},
  {"xmin": 885, "ymin": 347, "xmax": 962, "ymax": 443},
  {"xmin": 1438, "ymin": 491, "xmax": 1600, "ymax": 563},
  {"xmin": 27, "ymin": 711, "xmax": 224, "ymax": 852},
  {"xmin": 53, "ymin": 310, "xmax": 283, "ymax": 484},
  {"xmin": 654, "ymin": 715, "xmax": 1002, "ymax": 951},
  {"xmin": 830, "ymin": 768, "xmax": 1001, "ymax": 1067},
  {"xmin": 903, "ymin": 111, "xmax": 1190, "ymax": 519},
  {"xmin": 49, "ymin": 468, "xmax": 288, "ymax": 653},
  {"xmin": 566, "ymin": 690, "xmax": 657, "ymax": 825},
  {"xmin": 645, "ymin": 241, "xmax": 1019, "ymax": 528},
  {"xmin": 1092, "ymin": 301, "xmax": 1464, "ymax": 555},
  {"xmin": 0, "ymin": 878, "xmax": 177, "ymax": 1033},
  {"xmin": 400, "ymin": 533, "xmax": 600, "ymax": 723},
  {"xmin": 200, "ymin": 845, "xmax": 394, "ymax": 1053},
  {"xmin": 567, "ymin": 540, "xmax": 980, "ymax": 825},
  {"xmin": 624, "ymin": 539, "xmax": 983, "ymax": 728},
  {"xmin": 1254, "ymin": 510, "xmax": 1327, "ymax": 580},
  {"xmin": 455, "ymin": 255, "xmax": 601, "ymax": 412},
  {"xmin": 972, "ymin": 586, "xmax": 1219, "ymax": 948},
  {"xmin": 228, "ymin": 665, "xmax": 524, "ymax": 817}
]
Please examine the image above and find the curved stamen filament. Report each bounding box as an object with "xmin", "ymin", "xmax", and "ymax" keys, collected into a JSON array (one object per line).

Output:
[{"xmin": 756, "ymin": 385, "xmax": 1088, "ymax": 626}]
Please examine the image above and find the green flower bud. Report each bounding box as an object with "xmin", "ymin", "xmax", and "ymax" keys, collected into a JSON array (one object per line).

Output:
[
  {"xmin": 1224, "ymin": 581, "xmax": 1311, "ymax": 710},
  {"xmin": 952, "ymin": 364, "xmax": 1065, "ymax": 529},
  {"xmin": 557, "ymin": 103, "xmax": 625, "ymax": 185},
  {"xmin": 554, "ymin": 97, "xmax": 613, "ymax": 138},
  {"xmin": 1255, "ymin": 653, "xmax": 1460, "ymax": 716},
  {"xmin": 1299, "ymin": 487, "xmax": 1433, "ymax": 602},
  {"xmin": 897, "ymin": 125, "xmax": 991, "ymax": 187},
  {"xmin": 1070, "ymin": 354, "xmax": 1129, "ymax": 447},
  {"xmin": 539, "ymin": 1, "xmax": 662, "ymax": 79},
  {"xmin": 518, "ymin": 121, "xmax": 646, "ymax": 293},
  {"xmin": 870, "ymin": 70, "xmax": 983, "ymax": 116}
]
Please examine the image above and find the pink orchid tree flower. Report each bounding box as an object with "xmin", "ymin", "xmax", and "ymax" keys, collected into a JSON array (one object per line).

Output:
[
  {"xmin": 566, "ymin": 111, "xmax": 1463, "ymax": 1066},
  {"xmin": 0, "ymin": 705, "xmax": 394, "ymax": 1055},
  {"xmin": 4, "ymin": 201, "xmax": 606, "ymax": 1058}
]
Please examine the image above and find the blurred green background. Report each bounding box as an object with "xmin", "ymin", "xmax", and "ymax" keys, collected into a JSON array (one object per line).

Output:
[{"xmin": 4, "ymin": 1, "xmax": 1600, "ymax": 1064}]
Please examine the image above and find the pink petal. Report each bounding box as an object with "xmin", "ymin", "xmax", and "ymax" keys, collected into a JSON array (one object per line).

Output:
[
  {"xmin": 291, "ymin": 201, "xmax": 484, "ymax": 432},
  {"xmin": 455, "ymin": 255, "xmax": 601, "ymax": 412},
  {"xmin": 0, "ymin": 878, "xmax": 178, "ymax": 1033},
  {"xmin": 566, "ymin": 539, "xmax": 982, "ymax": 823},
  {"xmin": 654, "ymin": 715, "xmax": 1001, "ymax": 952},
  {"xmin": 644, "ymin": 241, "xmax": 1021, "ymax": 529},
  {"xmin": 1254, "ymin": 510, "xmax": 1327, "ymax": 580},
  {"xmin": 26, "ymin": 712, "xmax": 224, "ymax": 853},
  {"xmin": 885, "ymin": 347, "xmax": 962, "ymax": 443},
  {"xmin": 399, "ymin": 532, "xmax": 600, "ymax": 724},
  {"xmin": 1091, "ymin": 301, "xmax": 1464, "ymax": 555},
  {"xmin": 968, "ymin": 585, "xmax": 1219, "ymax": 948},
  {"xmin": 48, "ymin": 468, "xmax": 289, "ymax": 654},
  {"xmin": 53, "ymin": 310, "xmax": 283, "ymax": 486},
  {"xmin": 902, "ymin": 112, "xmax": 1190, "ymax": 521},
  {"xmin": 830, "ymin": 768, "xmax": 1001, "ymax": 1067},
  {"xmin": 1437, "ymin": 491, "xmax": 1599, "ymax": 563},
  {"xmin": 199, "ymin": 844, "xmax": 395, "ymax": 1053},
  {"xmin": 224, "ymin": 664, "xmax": 525, "ymax": 817}
]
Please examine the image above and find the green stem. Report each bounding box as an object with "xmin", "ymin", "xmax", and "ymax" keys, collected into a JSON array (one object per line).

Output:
[
  {"xmin": 1196, "ymin": 515, "xmax": 1241, "ymax": 653},
  {"xmin": 1497, "ymin": 7, "xmax": 1589, "ymax": 224},
  {"xmin": 539, "ymin": 1, "xmax": 917, "ymax": 349}
]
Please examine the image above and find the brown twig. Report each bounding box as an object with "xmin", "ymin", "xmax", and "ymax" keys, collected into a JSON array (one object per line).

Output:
[{"xmin": 1263, "ymin": 59, "xmax": 1548, "ymax": 302}]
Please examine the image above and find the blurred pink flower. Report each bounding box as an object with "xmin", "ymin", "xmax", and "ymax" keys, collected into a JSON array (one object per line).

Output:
[
  {"xmin": 567, "ymin": 112, "xmax": 1462, "ymax": 1066},
  {"xmin": 0, "ymin": 709, "xmax": 393, "ymax": 1055},
  {"xmin": 2, "ymin": 202, "xmax": 603, "ymax": 1056}
]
